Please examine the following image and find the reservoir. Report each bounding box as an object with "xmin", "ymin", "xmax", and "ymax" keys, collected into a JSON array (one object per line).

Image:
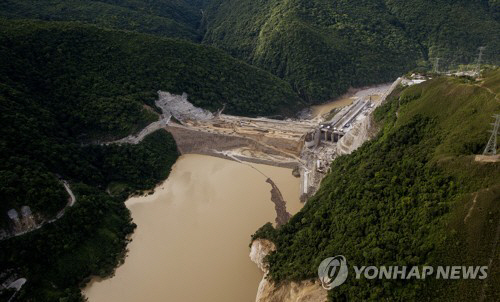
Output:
[{"xmin": 83, "ymin": 154, "xmax": 302, "ymax": 302}]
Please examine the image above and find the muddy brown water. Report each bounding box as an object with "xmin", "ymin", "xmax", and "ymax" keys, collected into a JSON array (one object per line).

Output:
[
  {"xmin": 83, "ymin": 154, "xmax": 302, "ymax": 302},
  {"xmin": 310, "ymin": 97, "xmax": 355, "ymax": 119}
]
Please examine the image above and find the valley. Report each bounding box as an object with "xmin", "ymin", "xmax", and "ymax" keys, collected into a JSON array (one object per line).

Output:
[
  {"xmin": 113, "ymin": 81, "xmax": 402, "ymax": 200},
  {"xmin": 0, "ymin": 2, "xmax": 498, "ymax": 301},
  {"xmin": 81, "ymin": 77, "xmax": 412, "ymax": 301}
]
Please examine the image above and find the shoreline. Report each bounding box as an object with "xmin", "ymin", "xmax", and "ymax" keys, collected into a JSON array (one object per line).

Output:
[{"xmin": 82, "ymin": 154, "xmax": 302, "ymax": 302}]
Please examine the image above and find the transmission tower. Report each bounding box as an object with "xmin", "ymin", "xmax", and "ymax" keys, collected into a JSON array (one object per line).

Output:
[
  {"xmin": 483, "ymin": 114, "xmax": 500, "ymax": 155},
  {"xmin": 474, "ymin": 46, "xmax": 486, "ymax": 75},
  {"xmin": 433, "ymin": 57, "xmax": 440, "ymax": 73}
]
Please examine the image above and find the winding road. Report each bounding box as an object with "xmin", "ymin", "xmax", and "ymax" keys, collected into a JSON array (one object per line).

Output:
[{"xmin": 0, "ymin": 180, "xmax": 76, "ymax": 241}]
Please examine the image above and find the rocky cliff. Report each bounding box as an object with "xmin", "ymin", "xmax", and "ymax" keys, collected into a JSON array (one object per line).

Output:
[{"xmin": 250, "ymin": 239, "xmax": 327, "ymax": 302}]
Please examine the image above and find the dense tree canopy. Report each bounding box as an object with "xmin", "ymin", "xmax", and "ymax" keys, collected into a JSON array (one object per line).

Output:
[
  {"xmin": 253, "ymin": 70, "xmax": 500, "ymax": 301},
  {"xmin": 0, "ymin": 17, "xmax": 300, "ymax": 301},
  {"xmin": 0, "ymin": 17, "xmax": 302, "ymax": 218},
  {"xmin": 0, "ymin": 1, "xmax": 498, "ymax": 300},
  {"xmin": 203, "ymin": 0, "xmax": 500, "ymax": 101},
  {"xmin": 0, "ymin": 0, "xmax": 206, "ymax": 41},
  {"xmin": 2, "ymin": 0, "xmax": 498, "ymax": 103}
]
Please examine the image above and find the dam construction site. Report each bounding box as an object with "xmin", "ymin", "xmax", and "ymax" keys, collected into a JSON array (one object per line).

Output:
[{"xmin": 141, "ymin": 78, "xmax": 405, "ymax": 202}]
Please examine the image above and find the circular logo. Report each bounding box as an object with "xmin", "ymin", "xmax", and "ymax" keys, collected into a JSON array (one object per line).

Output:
[{"xmin": 318, "ymin": 255, "xmax": 348, "ymax": 290}]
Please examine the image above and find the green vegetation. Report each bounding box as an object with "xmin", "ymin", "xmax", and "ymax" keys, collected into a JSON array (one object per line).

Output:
[
  {"xmin": 0, "ymin": 127, "xmax": 179, "ymax": 300},
  {"xmin": 0, "ymin": 19, "xmax": 301, "ymax": 131},
  {"xmin": 1, "ymin": 183, "xmax": 137, "ymax": 301},
  {"xmin": 253, "ymin": 70, "xmax": 500, "ymax": 301},
  {"xmin": 2, "ymin": 0, "xmax": 498, "ymax": 104},
  {"xmin": 0, "ymin": 0, "xmax": 207, "ymax": 41},
  {"xmin": 0, "ymin": 17, "xmax": 302, "ymax": 214},
  {"xmin": 0, "ymin": 17, "xmax": 302, "ymax": 301},
  {"xmin": 0, "ymin": 15, "xmax": 299, "ymax": 220},
  {"xmin": 203, "ymin": 0, "xmax": 500, "ymax": 102},
  {"xmin": 81, "ymin": 130, "xmax": 179, "ymax": 198},
  {"xmin": 0, "ymin": 1, "xmax": 498, "ymax": 300}
]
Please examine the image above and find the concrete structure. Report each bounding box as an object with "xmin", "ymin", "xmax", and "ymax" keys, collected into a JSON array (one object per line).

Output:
[
  {"xmin": 156, "ymin": 80, "xmax": 402, "ymax": 202},
  {"xmin": 99, "ymin": 81, "xmax": 402, "ymax": 204},
  {"xmin": 7, "ymin": 209, "xmax": 18, "ymax": 221},
  {"xmin": 319, "ymin": 126, "xmax": 345, "ymax": 143},
  {"xmin": 20, "ymin": 206, "xmax": 31, "ymax": 217},
  {"xmin": 304, "ymin": 132, "xmax": 316, "ymax": 148}
]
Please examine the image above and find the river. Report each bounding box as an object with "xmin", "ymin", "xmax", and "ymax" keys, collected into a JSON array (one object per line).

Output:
[
  {"xmin": 83, "ymin": 154, "xmax": 302, "ymax": 302},
  {"xmin": 310, "ymin": 97, "xmax": 355, "ymax": 119}
]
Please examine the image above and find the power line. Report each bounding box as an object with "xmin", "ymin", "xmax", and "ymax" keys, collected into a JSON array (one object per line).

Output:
[
  {"xmin": 474, "ymin": 46, "xmax": 486, "ymax": 76},
  {"xmin": 483, "ymin": 114, "xmax": 500, "ymax": 156},
  {"xmin": 433, "ymin": 57, "xmax": 440, "ymax": 73}
]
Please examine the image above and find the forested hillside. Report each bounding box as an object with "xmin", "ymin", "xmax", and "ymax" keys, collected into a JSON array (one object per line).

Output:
[
  {"xmin": 0, "ymin": 19, "xmax": 300, "ymax": 125},
  {"xmin": 0, "ymin": 0, "xmax": 206, "ymax": 41},
  {"xmin": 253, "ymin": 69, "xmax": 500, "ymax": 301},
  {"xmin": 0, "ymin": 18, "xmax": 301, "ymax": 301},
  {"xmin": 2, "ymin": 0, "xmax": 498, "ymax": 104},
  {"xmin": 0, "ymin": 131, "xmax": 179, "ymax": 301},
  {"xmin": 203, "ymin": 0, "xmax": 500, "ymax": 101},
  {"xmin": 0, "ymin": 18, "xmax": 300, "ymax": 215},
  {"xmin": 0, "ymin": 1, "xmax": 498, "ymax": 300}
]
